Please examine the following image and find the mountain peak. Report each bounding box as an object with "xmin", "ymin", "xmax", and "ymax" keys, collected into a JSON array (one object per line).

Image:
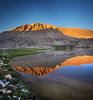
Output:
[
  {"xmin": 12, "ymin": 22, "xmax": 57, "ymax": 32},
  {"xmin": 11, "ymin": 22, "xmax": 93, "ymax": 38}
]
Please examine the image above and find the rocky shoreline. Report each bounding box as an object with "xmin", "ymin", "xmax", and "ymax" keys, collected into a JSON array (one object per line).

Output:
[{"xmin": 0, "ymin": 56, "xmax": 39, "ymax": 100}]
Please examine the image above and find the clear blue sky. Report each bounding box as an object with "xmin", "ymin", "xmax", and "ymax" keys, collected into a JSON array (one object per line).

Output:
[{"xmin": 0, "ymin": 0, "xmax": 93, "ymax": 32}]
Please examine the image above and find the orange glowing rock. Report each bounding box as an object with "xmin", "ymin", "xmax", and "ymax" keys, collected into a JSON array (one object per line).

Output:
[
  {"xmin": 12, "ymin": 22, "xmax": 93, "ymax": 39},
  {"xmin": 12, "ymin": 22, "xmax": 57, "ymax": 32},
  {"xmin": 58, "ymin": 27, "xmax": 93, "ymax": 39}
]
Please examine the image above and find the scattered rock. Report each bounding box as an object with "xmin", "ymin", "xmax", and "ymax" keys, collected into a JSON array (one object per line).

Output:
[
  {"xmin": 0, "ymin": 80, "xmax": 6, "ymax": 88},
  {"xmin": 0, "ymin": 88, "xmax": 12, "ymax": 94},
  {"xmin": 5, "ymin": 74, "xmax": 13, "ymax": 80}
]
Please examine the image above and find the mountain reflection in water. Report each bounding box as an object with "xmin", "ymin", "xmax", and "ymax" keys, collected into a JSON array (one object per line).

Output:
[
  {"xmin": 11, "ymin": 55, "xmax": 93, "ymax": 100},
  {"xmin": 14, "ymin": 55, "xmax": 93, "ymax": 76}
]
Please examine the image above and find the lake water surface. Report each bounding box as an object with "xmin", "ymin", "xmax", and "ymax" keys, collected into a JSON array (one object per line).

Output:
[{"xmin": 10, "ymin": 51, "xmax": 93, "ymax": 100}]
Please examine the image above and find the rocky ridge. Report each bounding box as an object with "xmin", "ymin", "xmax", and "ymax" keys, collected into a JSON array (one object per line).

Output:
[{"xmin": 12, "ymin": 22, "xmax": 57, "ymax": 32}]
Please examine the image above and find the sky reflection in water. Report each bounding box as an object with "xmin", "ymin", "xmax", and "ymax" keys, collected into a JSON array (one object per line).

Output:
[{"xmin": 45, "ymin": 63, "xmax": 93, "ymax": 82}]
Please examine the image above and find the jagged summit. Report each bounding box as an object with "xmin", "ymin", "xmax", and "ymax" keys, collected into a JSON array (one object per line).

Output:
[
  {"xmin": 12, "ymin": 22, "xmax": 57, "ymax": 32},
  {"xmin": 9, "ymin": 22, "xmax": 93, "ymax": 38}
]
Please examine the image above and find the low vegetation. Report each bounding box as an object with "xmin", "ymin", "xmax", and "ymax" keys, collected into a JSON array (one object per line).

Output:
[
  {"xmin": 53, "ymin": 45, "xmax": 74, "ymax": 51},
  {"xmin": 0, "ymin": 48, "xmax": 44, "ymax": 59}
]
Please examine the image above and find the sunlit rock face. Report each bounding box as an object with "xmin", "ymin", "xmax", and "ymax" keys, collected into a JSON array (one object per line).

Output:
[
  {"xmin": 59, "ymin": 27, "xmax": 93, "ymax": 38},
  {"xmin": 12, "ymin": 22, "xmax": 93, "ymax": 39},
  {"xmin": 13, "ymin": 55, "xmax": 93, "ymax": 76},
  {"xmin": 12, "ymin": 22, "xmax": 57, "ymax": 32}
]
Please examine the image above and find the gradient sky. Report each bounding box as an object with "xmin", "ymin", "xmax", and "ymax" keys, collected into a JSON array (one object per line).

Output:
[{"xmin": 0, "ymin": 0, "xmax": 93, "ymax": 32}]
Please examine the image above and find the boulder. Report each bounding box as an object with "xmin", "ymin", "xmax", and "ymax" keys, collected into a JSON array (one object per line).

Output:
[
  {"xmin": 0, "ymin": 88, "xmax": 12, "ymax": 94},
  {"xmin": 4, "ymin": 74, "xmax": 13, "ymax": 80}
]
